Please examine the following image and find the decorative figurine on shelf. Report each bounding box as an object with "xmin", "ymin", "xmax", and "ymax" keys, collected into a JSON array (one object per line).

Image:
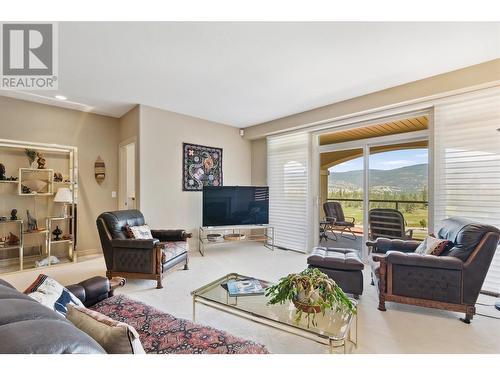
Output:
[
  {"xmin": 10, "ymin": 209, "xmax": 17, "ymax": 221},
  {"xmin": 62, "ymin": 234, "xmax": 72, "ymax": 241},
  {"xmin": 0, "ymin": 163, "xmax": 5, "ymax": 180},
  {"xmin": 7, "ymin": 232, "xmax": 20, "ymax": 246},
  {"xmin": 35, "ymin": 255, "xmax": 60, "ymax": 267},
  {"xmin": 25, "ymin": 149, "xmax": 37, "ymax": 168},
  {"xmin": 52, "ymin": 226, "xmax": 62, "ymax": 241},
  {"xmin": 36, "ymin": 152, "xmax": 46, "ymax": 169},
  {"xmin": 26, "ymin": 210, "xmax": 38, "ymax": 232},
  {"xmin": 53, "ymin": 172, "xmax": 63, "ymax": 182},
  {"xmin": 21, "ymin": 185, "xmax": 32, "ymax": 194}
]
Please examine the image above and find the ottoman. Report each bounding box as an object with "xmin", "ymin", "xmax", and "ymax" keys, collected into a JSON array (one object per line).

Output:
[{"xmin": 307, "ymin": 247, "xmax": 364, "ymax": 298}]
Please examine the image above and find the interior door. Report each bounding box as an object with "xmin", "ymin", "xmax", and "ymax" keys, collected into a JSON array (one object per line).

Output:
[{"xmin": 119, "ymin": 141, "xmax": 136, "ymax": 210}]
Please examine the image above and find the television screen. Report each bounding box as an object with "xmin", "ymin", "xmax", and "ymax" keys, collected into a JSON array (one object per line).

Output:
[{"xmin": 202, "ymin": 186, "xmax": 269, "ymax": 227}]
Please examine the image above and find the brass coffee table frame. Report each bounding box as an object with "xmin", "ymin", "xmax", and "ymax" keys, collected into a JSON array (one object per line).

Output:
[{"xmin": 191, "ymin": 273, "xmax": 357, "ymax": 354}]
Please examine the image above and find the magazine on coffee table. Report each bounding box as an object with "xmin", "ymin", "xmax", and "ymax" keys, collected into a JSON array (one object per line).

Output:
[{"xmin": 221, "ymin": 278, "xmax": 269, "ymax": 296}]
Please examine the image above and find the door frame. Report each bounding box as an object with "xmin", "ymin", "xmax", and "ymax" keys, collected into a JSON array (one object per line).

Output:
[
  {"xmin": 119, "ymin": 136, "xmax": 137, "ymax": 210},
  {"xmin": 312, "ymin": 111, "xmax": 433, "ymax": 259}
]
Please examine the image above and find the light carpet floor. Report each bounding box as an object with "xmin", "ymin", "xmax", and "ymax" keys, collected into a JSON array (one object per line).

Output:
[{"xmin": 3, "ymin": 243, "xmax": 499, "ymax": 354}]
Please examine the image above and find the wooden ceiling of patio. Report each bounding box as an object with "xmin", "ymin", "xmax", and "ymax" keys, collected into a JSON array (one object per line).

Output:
[{"xmin": 319, "ymin": 115, "xmax": 428, "ymax": 146}]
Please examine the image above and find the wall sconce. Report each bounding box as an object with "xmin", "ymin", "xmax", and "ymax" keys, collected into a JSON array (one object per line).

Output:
[{"xmin": 95, "ymin": 156, "xmax": 105, "ymax": 184}]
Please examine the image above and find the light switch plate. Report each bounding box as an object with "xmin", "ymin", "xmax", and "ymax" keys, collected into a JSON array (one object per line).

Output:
[{"xmin": 111, "ymin": 191, "xmax": 117, "ymax": 198}]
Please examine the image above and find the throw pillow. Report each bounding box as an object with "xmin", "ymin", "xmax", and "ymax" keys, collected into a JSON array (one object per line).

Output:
[
  {"xmin": 124, "ymin": 224, "xmax": 134, "ymax": 238},
  {"xmin": 67, "ymin": 305, "xmax": 145, "ymax": 354},
  {"xmin": 415, "ymin": 235, "xmax": 451, "ymax": 256},
  {"xmin": 127, "ymin": 224, "xmax": 153, "ymax": 240},
  {"xmin": 24, "ymin": 274, "xmax": 84, "ymax": 316}
]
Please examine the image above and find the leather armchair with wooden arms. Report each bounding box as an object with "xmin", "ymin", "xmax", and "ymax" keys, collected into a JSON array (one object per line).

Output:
[
  {"xmin": 370, "ymin": 217, "xmax": 500, "ymax": 323},
  {"xmin": 96, "ymin": 210, "xmax": 190, "ymax": 289}
]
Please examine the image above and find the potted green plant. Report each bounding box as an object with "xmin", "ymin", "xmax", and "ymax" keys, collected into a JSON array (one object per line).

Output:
[{"xmin": 265, "ymin": 268, "xmax": 356, "ymax": 327}]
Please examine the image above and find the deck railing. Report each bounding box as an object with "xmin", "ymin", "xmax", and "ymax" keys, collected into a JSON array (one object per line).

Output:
[
  {"xmin": 326, "ymin": 197, "xmax": 428, "ymax": 211},
  {"xmin": 325, "ymin": 197, "xmax": 429, "ymax": 239}
]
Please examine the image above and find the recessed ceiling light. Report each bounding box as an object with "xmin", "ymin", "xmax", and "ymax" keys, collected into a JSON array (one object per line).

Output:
[{"xmin": 54, "ymin": 95, "xmax": 67, "ymax": 101}]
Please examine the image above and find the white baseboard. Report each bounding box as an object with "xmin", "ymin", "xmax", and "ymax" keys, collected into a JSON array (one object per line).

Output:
[{"xmin": 76, "ymin": 248, "xmax": 102, "ymax": 257}]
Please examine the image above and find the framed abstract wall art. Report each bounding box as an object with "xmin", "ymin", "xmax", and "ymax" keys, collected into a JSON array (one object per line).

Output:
[{"xmin": 182, "ymin": 143, "xmax": 223, "ymax": 191}]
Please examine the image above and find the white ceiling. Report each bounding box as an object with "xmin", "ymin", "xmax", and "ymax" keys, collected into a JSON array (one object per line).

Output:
[{"xmin": 2, "ymin": 22, "xmax": 499, "ymax": 127}]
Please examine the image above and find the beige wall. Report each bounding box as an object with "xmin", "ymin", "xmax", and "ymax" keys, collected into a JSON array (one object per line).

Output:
[
  {"xmin": 244, "ymin": 59, "xmax": 500, "ymax": 139},
  {"xmin": 0, "ymin": 96, "xmax": 120, "ymax": 253},
  {"xmin": 139, "ymin": 105, "xmax": 252, "ymax": 244},
  {"xmin": 119, "ymin": 105, "xmax": 140, "ymax": 141},
  {"xmin": 250, "ymin": 138, "xmax": 267, "ymax": 186},
  {"xmin": 119, "ymin": 105, "xmax": 141, "ymax": 209}
]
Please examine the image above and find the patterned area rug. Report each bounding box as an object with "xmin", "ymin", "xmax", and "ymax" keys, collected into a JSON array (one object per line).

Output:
[{"xmin": 90, "ymin": 294, "xmax": 268, "ymax": 354}]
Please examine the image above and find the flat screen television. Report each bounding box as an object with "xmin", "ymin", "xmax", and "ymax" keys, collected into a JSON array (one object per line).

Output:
[{"xmin": 202, "ymin": 186, "xmax": 269, "ymax": 227}]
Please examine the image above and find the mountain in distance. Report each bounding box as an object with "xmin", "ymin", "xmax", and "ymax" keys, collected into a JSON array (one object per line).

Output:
[{"xmin": 329, "ymin": 163, "xmax": 428, "ymax": 193}]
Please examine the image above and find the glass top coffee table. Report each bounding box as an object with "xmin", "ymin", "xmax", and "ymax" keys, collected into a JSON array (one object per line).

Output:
[{"xmin": 191, "ymin": 273, "xmax": 357, "ymax": 354}]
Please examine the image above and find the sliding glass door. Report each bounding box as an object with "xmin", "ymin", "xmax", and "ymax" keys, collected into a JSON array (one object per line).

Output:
[
  {"xmin": 317, "ymin": 120, "xmax": 430, "ymax": 258},
  {"xmin": 369, "ymin": 143, "xmax": 429, "ymax": 241},
  {"xmin": 322, "ymin": 148, "xmax": 364, "ymax": 247}
]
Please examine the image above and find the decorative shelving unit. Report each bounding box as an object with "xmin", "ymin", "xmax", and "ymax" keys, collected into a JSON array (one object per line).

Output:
[
  {"xmin": 18, "ymin": 168, "xmax": 54, "ymax": 196},
  {"xmin": 22, "ymin": 228, "xmax": 49, "ymax": 271},
  {"xmin": 0, "ymin": 138, "xmax": 78, "ymax": 274},
  {"xmin": 46, "ymin": 216, "xmax": 76, "ymax": 266},
  {"xmin": 0, "ymin": 220, "xmax": 23, "ymax": 272}
]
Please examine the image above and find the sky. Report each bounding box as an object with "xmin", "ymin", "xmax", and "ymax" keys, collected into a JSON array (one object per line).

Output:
[{"xmin": 329, "ymin": 149, "xmax": 428, "ymax": 173}]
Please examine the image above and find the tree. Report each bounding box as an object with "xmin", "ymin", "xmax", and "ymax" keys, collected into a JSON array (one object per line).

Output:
[
  {"xmin": 419, "ymin": 218, "xmax": 427, "ymax": 229},
  {"xmin": 421, "ymin": 185, "xmax": 428, "ymax": 202}
]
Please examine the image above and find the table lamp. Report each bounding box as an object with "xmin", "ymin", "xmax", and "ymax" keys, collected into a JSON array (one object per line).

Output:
[{"xmin": 54, "ymin": 187, "xmax": 72, "ymax": 217}]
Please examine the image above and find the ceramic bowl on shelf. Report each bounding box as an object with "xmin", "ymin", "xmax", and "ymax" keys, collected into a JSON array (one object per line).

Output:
[
  {"xmin": 207, "ymin": 233, "xmax": 222, "ymax": 242},
  {"xmin": 223, "ymin": 233, "xmax": 246, "ymax": 241},
  {"xmin": 22, "ymin": 179, "xmax": 48, "ymax": 193}
]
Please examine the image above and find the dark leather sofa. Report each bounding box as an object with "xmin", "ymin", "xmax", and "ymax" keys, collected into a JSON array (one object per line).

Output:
[
  {"xmin": 0, "ymin": 276, "xmax": 268, "ymax": 354},
  {"xmin": 0, "ymin": 277, "xmax": 112, "ymax": 353},
  {"xmin": 97, "ymin": 210, "xmax": 190, "ymax": 288},
  {"xmin": 369, "ymin": 217, "xmax": 500, "ymax": 323}
]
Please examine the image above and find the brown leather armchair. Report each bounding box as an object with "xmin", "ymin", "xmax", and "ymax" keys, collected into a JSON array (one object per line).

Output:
[
  {"xmin": 96, "ymin": 210, "xmax": 190, "ymax": 289},
  {"xmin": 369, "ymin": 217, "xmax": 500, "ymax": 323}
]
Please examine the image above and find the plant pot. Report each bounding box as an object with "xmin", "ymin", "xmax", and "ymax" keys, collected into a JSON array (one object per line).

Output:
[{"xmin": 292, "ymin": 298, "xmax": 321, "ymax": 314}]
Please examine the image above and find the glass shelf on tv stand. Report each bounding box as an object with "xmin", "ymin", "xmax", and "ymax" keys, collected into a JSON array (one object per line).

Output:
[{"xmin": 198, "ymin": 224, "xmax": 275, "ymax": 256}]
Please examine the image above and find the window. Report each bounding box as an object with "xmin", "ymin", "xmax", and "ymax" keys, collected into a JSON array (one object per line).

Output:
[
  {"xmin": 284, "ymin": 161, "xmax": 306, "ymax": 198},
  {"xmin": 434, "ymin": 87, "xmax": 500, "ymax": 294},
  {"xmin": 267, "ymin": 132, "xmax": 310, "ymax": 252}
]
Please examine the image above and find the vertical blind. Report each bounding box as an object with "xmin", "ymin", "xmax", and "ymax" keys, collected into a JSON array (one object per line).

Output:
[
  {"xmin": 434, "ymin": 87, "xmax": 500, "ymax": 294},
  {"xmin": 267, "ymin": 132, "xmax": 310, "ymax": 252}
]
